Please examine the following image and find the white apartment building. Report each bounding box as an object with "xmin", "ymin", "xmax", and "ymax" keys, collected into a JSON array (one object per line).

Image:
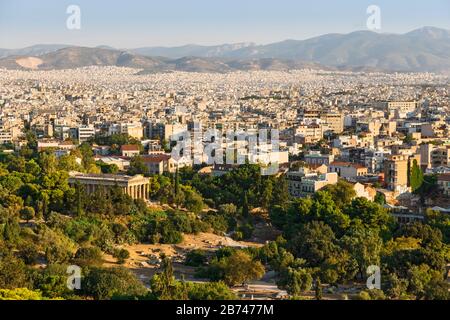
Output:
[
  {"xmin": 287, "ymin": 171, "xmax": 338, "ymax": 198},
  {"xmin": 73, "ymin": 125, "xmax": 96, "ymax": 143},
  {"xmin": 0, "ymin": 130, "xmax": 12, "ymax": 144},
  {"xmin": 109, "ymin": 123, "xmax": 143, "ymax": 140}
]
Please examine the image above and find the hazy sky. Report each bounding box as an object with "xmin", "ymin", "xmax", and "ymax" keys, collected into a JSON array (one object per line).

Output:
[{"xmin": 1, "ymin": 0, "xmax": 450, "ymax": 48}]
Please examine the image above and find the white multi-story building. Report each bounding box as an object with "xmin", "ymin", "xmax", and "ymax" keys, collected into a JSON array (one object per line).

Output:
[
  {"xmin": 287, "ymin": 170, "xmax": 338, "ymax": 198},
  {"xmin": 73, "ymin": 125, "xmax": 96, "ymax": 143}
]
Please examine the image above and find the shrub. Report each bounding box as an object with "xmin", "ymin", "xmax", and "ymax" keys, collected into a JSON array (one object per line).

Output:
[
  {"xmin": 186, "ymin": 282, "xmax": 237, "ymax": 300},
  {"xmin": 185, "ymin": 250, "xmax": 207, "ymax": 267},
  {"xmin": 73, "ymin": 246, "xmax": 103, "ymax": 267},
  {"xmin": 20, "ymin": 206, "xmax": 35, "ymax": 222},
  {"xmin": 83, "ymin": 267, "xmax": 147, "ymax": 300},
  {"xmin": 113, "ymin": 248, "xmax": 130, "ymax": 264}
]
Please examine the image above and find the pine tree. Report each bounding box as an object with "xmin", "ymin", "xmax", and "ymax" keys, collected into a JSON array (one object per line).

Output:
[
  {"xmin": 242, "ymin": 192, "xmax": 249, "ymax": 217},
  {"xmin": 410, "ymin": 160, "xmax": 424, "ymax": 192},
  {"xmin": 315, "ymin": 278, "xmax": 323, "ymax": 300},
  {"xmin": 174, "ymin": 168, "xmax": 180, "ymax": 197}
]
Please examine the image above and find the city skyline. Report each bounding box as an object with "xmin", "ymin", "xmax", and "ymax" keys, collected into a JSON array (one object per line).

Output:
[{"xmin": 1, "ymin": 0, "xmax": 450, "ymax": 48}]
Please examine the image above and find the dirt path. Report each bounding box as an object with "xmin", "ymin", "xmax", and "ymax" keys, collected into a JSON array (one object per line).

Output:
[{"xmin": 102, "ymin": 232, "xmax": 263, "ymax": 284}]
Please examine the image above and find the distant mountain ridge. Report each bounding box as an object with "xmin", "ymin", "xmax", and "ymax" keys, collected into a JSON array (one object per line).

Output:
[
  {"xmin": 0, "ymin": 46, "xmax": 326, "ymax": 73},
  {"xmin": 131, "ymin": 42, "xmax": 256, "ymax": 59},
  {"xmin": 0, "ymin": 44, "xmax": 72, "ymax": 59},
  {"xmin": 1, "ymin": 27, "xmax": 450, "ymax": 73}
]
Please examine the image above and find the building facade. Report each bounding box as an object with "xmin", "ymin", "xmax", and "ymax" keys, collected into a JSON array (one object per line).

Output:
[
  {"xmin": 437, "ymin": 173, "xmax": 450, "ymax": 197},
  {"xmin": 384, "ymin": 154, "xmax": 409, "ymax": 194},
  {"xmin": 287, "ymin": 170, "xmax": 338, "ymax": 198},
  {"xmin": 68, "ymin": 173, "xmax": 150, "ymax": 200}
]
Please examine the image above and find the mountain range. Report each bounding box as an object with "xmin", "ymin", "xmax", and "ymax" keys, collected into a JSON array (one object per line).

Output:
[{"xmin": 1, "ymin": 27, "xmax": 450, "ymax": 73}]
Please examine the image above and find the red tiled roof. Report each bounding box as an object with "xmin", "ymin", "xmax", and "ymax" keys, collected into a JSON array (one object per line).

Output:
[
  {"xmin": 142, "ymin": 154, "xmax": 171, "ymax": 163},
  {"xmin": 121, "ymin": 144, "xmax": 140, "ymax": 151},
  {"xmin": 60, "ymin": 141, "xmax": 75, "ymax": 145},
  {"xmin": 330, "ymin": 161, "xmax": 367, "ymax": 169},
  {"xmin": 438, "ymin": 173, "xmax": 450, "ymax": 182}
]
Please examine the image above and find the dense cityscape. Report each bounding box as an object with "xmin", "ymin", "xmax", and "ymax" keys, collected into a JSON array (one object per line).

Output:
[{"xmin": 0, "ymin": 65, "xmax": 449, "ymax": 301}]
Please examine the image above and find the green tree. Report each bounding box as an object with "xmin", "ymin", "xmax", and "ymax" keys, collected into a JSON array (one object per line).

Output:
[
  {"xmin": 222, "ymin": 251, "xmax": 265, "ymax": 286},
  {"xmin": 186, "ymin": 281, "xmax": 237, "ymax": 300},
  {"xmin": 270, "ymin": 176, "xmax": 289, "ymax": 210},
  {"xmin": 311, "ymin": 191, "xmax": 351, "ymax": 234},
  {"xmin": 83, "ymin": 267, "xmax": 147, "ymax": 300},
  {"xmin": 127, "ymin": 156, "xmax": 149, "ymax": 176},
  {"xmin": 242, "ymin": 192, "xmax": 250, "ymax": 217},
  {"xmin": 20, "ymin": 206, "xmax": 35, "ymax": 222},
  {"xmin": 97, "ymin": 162, "xmax": 119, "ymax": 174},
  {"xmin": 39, "ymin": 152, "xmax": 58, "ymax": 175},
  {"xmin": 218, "ymin": 204, "xmax": 237, "ymax": 216},
  {"xmin": 18, "ymin": 242, "xmax": 40, "ymax": 265},
  {"xmin": 407, "ymin": 264, "xmax": 448, "ymax": 300},
  {"xmin": 45, "ymin": 244, "xmax": 73, "ymax": 264},
  {"xmin": 341, "ymin": 225, "xmax": 383, "ymax": 278},
  {"xmin": 0, "ymin": 255, "xmax": 31, "ymax": 289},
  {"xmin": 277, "ymin": 267, "xmax": 313, "ymax": 296},
  {"xmin": 185, "ymin": 250, "xmax": 208, "ymax": 267},
  {"xmin": 261, "ymin": 179, "xmax": 273, "ymax": 210},
  {"xmin": 290, "ymin": 221, "xmax": 337, "ymax": 266},
  {"xmin": 182, "ymin": 185, "xmax": 204, "ymax": 214},
  {"xmin": 73, "ymin": 246, "xmax": 103, "ymax": 267},
  {"xmin": 79, "ymin": 143, "xmax": 95, "ymax": 172},
  {"xmin": 357, "ymin": 289, "xmax": 386, "ymax": 300},
  {"xmin": 58, "ymin": 154, "xmax": 82, "ymax": 172},
  {"xmin": 374, "ymin": 192, "xmax": 386, "ymax": 205},
  {"xmin": 322, "ymin": 180, "xmax": 356, "ymax": 209},
  {"xmin": 0, "ymin": 288, "xmax": 48, "ymax": 300},
  {"xmin": 410, "ymin": 160, "xmax": 424, "ymax": 193},
  {"xmin": 33, "ymin": 264, "xmax": 75, "ymax": 299},
  {"xmin": 346, "ymin": 197, "xmax": 393, "ymax": 236},
  {"xmin": 113, "ymin": 248, "xmax": 130, "ymax": 264},
  {"xmin": 150, "ymin": 256, "xmax": 188, "ymax": 300},
  {"xmin": 382, "ymin": 273, "xmax": 409, "ymax": 299},
  {"xmin": 315, "ymin": 278, "xmax": 323, "ymax": 300},
  {"xmin": 25, "ymin": 159, "xmax": 41, "ymax": 176}
]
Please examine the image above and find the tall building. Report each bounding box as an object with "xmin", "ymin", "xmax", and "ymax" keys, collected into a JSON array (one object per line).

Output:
[
  {"xmin": 109, "ymin": 123, "xmax": 143, "ymax": 140},
  {"xmin": 121, "ymin": 123, "xmax": 144, "ymax": 140},
  {"xmin": 321, "ymin": 112, "xmax": 344, "ymax": 134},
  {"xmin": 384, "ymin": 155, "xmax": 409, "ymax": 194},
  {"xmin": 384, "ymin": 101, "xmax": 418, "ymax": 119},
  {"xmin": 0, "ymin": 130, "xmax": 12, "ymax": 144},
  {"xmin": 420, "ymin": 144, "xmax": 450, "ymax": 169},
  {"xmin": 72, "ymin": 125, "xmax": 96, "ymax": 143},
  {"xmin": 437, "ymin": 174, "xmax": 450, "ymax": 197},
  {"xmin": 145, "ymin": 122, "xmax": 187, "ymax": 141}
]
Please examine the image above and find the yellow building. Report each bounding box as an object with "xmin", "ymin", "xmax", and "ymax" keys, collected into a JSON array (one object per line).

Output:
[{"xmin": 384, "ymin": 155, "xmax": 409, "ymax": 194}]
